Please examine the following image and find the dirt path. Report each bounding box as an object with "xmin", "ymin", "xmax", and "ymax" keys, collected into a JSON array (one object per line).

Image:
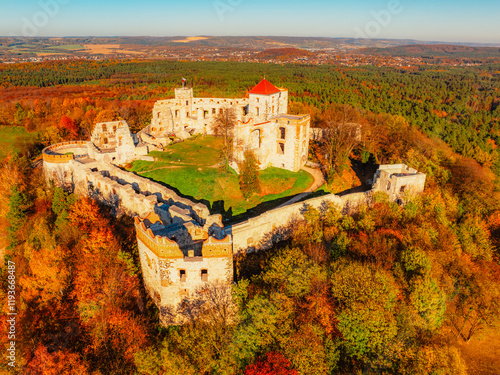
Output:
[
  {"xmin": 301, "ymin": 165, "xmax": 326, "ymax": 193},
  {"xmin": 277, "ymin": 166, "xmax": 325, "ymax": 208}
]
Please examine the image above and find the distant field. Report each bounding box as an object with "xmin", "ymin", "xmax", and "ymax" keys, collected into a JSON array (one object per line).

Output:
[
  {"xmin": 173, "ymin": 37, "xmax": 210, "ymax": 43},
  {"xmin": 0, "ymin": 126, "xmax": 38, "ymax": 160},
  {"xmin": 47, "ymin": 44, "xmax": 84, "ymax": 50},
  {"xmin": 128, "ymin": 136, "xmax": 314, "ymax": 217},
  {"xmin": 84, "ymin": 44, "xmax": 121, "ymax": 54},
  {"xmin": 83, "ymin": 44, "xmax": 142, "ymax": 55}
]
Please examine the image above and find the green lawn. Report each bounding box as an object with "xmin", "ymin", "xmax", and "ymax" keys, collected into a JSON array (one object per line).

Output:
[
  {"xmin": 149, "ymin": 135, "xmax": 224, "ymax": 166},
  {"xmin": 128, "ymin": 136, "xmax": 314, "ymax": 217},
  {"xmin": 0, "ymin": 126, "xmax": 38, "ymax": 160}
]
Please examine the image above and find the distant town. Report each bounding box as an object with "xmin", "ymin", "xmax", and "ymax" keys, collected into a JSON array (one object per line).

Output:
[{"xmin": 2, "ymin": 36, "xmax": 500, "ymax": 67}]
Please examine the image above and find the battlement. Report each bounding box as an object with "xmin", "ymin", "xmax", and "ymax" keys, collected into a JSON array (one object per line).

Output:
[
  {"xmin": 42, "ymin": 141, "xmax": 88, "ymax": 164},
  {"xmin": 134, "ymin": 216, "xmax": 184, "ymax": 259},
  {"xmin": 135, "ymin": 215, "xmax": 231, "ymax": 260},
  {"xmin": 202, "ymin": 236, "xmax": 233, "ymax": 258}
]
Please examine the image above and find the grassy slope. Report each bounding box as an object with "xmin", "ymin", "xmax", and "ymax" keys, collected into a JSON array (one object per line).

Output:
[
  {"xmin": 0, "ymin": 126, "xmax": 38, "ymax": 160},
  {"xmin": 128, "ymin": 136, "xmax": 313, "ymax": 217}
]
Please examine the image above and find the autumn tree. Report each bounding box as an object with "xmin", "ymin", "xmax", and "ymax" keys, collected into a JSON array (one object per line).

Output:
[
  {"xmin": 167, "ymin": 282, "xmax": 239, "ymax": 374},
  {"xmin": 211, "ymin": 107, "xmax": 236, "ymax": 170},
  {"xmin": 244, "ymin": 352, "xmax": 298, "ymax": 375},
  {"xmin": 58, "ymin": 116, "xmax": 79, "ymax": 140},
  {"xmin": 25, "ymin": 345, "xmax": 89, "ymax": 375},
  {"xmin": 94, "ymin": 109, "xmax": 121, "ymax": 124},
  {"xmin": 239, "ymin": 150, "xmax": 261, "ymax": 198},
  {"xmin": 67, "ymin": 197, "xmax": 149, "ymax": 372},
  {"xmin": 320, "ymin": 104, "xmax": 360, "ymax": 181},
  {"xmin": 447, "ymin": 261, "xmax": 500, "ymax": 342},
  {"xmin": 400, "ymin": 344, "xmax": 468, "ymax": 375},
  {"xmin": 52, "ymin": 186, "xmax": 76, "ymax": 234},
  {"xmin": 330, "ymin": 260, "xmax": 399, "ymax": 366},
  {"xmin": 134, "ymin": 343, "xmax": 197, "ymax": 375},
  {"xmin": 233, "ymin": 292, "xmax": 295, "ymax": 366}
]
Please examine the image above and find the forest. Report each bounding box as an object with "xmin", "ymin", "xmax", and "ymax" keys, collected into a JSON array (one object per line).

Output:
[
  {"xmin": 1, "ymin": 60, "xmax": 500, "ymax": 176},
  {"xmin": 0, "ymin": 60, "xmax": 500, "ymax": 374}
]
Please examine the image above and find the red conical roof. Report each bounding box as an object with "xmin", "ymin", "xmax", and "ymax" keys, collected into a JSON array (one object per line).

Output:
[{"xmin": 248, "ymin": 79, "xmax": 281, "ymax": 95}]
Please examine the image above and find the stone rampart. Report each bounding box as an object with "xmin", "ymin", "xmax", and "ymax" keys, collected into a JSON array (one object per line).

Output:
[
  {"xmin": 67, "ymin": 160, "xmax": 211, "ymax": 222},
  {"xmin": 134, "ymin": 217, "xmax": 185, "ymax": 259},
  {"xmin": 102, "ymin": 163, "xmax": 210, "ymax": 223},
  {"xmin": 230, "ymin": 191, "xmax": 372, "ymax": 253},
  {"xmin": 42, "ymin": 141, "xmax": 89, "ymax": 163}
]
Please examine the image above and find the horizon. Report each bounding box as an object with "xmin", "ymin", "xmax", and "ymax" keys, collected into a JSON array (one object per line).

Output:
[
  {"xmin": 3, "ymin": 34, "xmax": 500, "ymax": 46},
  {"xmin": 2, "ymin": 0, "xmax": 500, "ymax": 45}
]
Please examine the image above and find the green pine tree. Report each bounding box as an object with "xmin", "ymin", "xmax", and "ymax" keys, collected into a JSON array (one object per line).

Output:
[
  {"xmin": 6, "ymin": 186, "xmax": 28, "ymax": 248},
  {"xmin": 239, "ymin": 150, "xmax": 261, "ymax": 199}
]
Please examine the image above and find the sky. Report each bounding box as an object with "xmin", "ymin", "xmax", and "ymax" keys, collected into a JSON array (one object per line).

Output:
[{"xmin": 1, "ymin": 0, "xmax": 500, "ymax": 44}]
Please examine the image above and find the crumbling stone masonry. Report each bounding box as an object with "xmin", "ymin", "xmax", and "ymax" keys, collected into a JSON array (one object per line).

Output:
[
  {"xmin": 147, "ymin": 79, "xmax": 309, "ymax": 172},
  {"xmin": 42, "ymin": 81, "xmax": 427, "ymax": 326}
]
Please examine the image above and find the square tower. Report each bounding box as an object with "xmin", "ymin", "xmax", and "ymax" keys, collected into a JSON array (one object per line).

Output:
[{"xmin": 248, "ymin": 79, "xmax": 288, "ymax": 121}]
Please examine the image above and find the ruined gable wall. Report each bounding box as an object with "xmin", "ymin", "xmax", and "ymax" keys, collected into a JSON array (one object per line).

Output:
[
  {"xmin": 233, "ymin": 115, "xmax": 310, "ymax": 172},
  {"xmin": 152, "ymin": 95, "xmax": 249, "ymax": 136},
  {"xmin": 278, "ymin": 89, "xmax": 288, "ymax": 115}
]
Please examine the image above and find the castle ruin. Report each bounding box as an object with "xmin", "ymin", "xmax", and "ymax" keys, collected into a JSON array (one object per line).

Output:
[
  {"xmin": 42, "ymin": 80, "xmax": 426, "ymax": 325},
  {"xmin": 145, "ymin": 79, "xmax": 309, "ymax": 172}
]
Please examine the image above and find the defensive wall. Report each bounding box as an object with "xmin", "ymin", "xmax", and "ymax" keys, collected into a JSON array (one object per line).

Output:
[
  {"xmin": 43, "ymin": 141, "xmax": 232, "ymax": 326},
  {"xmin": 230, "ymin": 191, "xmax": 372, "ymax": 253},
  {"xmin": 44, "ymin": 144, "xmax": 425, "ymax": 260},
  {"xmin": 230, "ymin": 163, "xmax": 426, "ymax": 253},
  {"xmin": 42, "ymin": 140, "xmax": 89, "ymax": 162}
]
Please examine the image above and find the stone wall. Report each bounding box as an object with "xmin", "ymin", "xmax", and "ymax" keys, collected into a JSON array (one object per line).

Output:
[
  {"xmin": 372, "ymin": 164, "xmax": 426, "ymax": 202},
  {"xmin": 248, "ymin": 91, "xmax": 286, "ymax": 121},
  {"xmin": 151, "ymin": 93, "xmax": 249, "ymax": 136},
  {"xmin": 229, "ymin": 163, "xmax": 427, "ymax": 254},
  {"xmin": 66, "ymin": 160, "xmax": 212, "ymax": 223},
  {"xmin": 135, "ymin": 215, "xmax": 233, "ymax": 326},
  {"xmin": 233, "ymin": 114, "xmax": 310, "ymax": 172},
  {"xmin": 230, "ymin": 191, "xmax": 372, "ymax": 253},
  {"xmin": 42, "ymin": 141, "xmax": 89, "ymax": 186},
  {"xmin": 309, "ymin": 128, "xmax": 325, "ymax": 141}
]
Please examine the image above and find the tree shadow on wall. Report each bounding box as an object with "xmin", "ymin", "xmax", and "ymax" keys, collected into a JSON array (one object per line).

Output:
[
  {"xmin": 233, "ymin": 221, "xmax": 296, "ymax": 281},
  {"xmin": 350, "ymin": 157, "xmax": 379, "ymax": 189},
  {"xmin": 135, "ymin": 172, "xmax": 343, "ymax": 224},
  {"xmin": 226, "ymin": 194, "xmax": 311, "ymax": 225}
]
